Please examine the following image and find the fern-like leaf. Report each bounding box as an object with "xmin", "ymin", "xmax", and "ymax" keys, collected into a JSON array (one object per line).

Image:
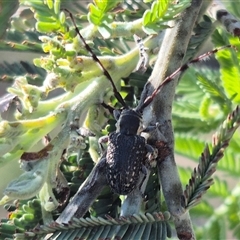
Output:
[
  {"xmin": 183, "ymin": 105, "xmax": 240, "ymax": 209},
  {"xmin": 13, "ymin": 212, "xmax": 172, "ymax": 240}
]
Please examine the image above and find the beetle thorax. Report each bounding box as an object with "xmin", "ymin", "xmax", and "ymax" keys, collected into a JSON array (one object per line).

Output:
[{"xmin": 115, "ymin": 109, "xmax": 142, "ymax": 135}]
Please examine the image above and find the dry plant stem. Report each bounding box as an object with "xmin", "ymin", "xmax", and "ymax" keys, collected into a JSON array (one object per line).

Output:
[
  {"xmin": 208, "ymin": 0, "xmax": 240, "ymax": 37},
  {"xmin": 56, "ymin": 157, "xmax": 107, "ymax": 224},
  {"xmin": 141, "ymin": 1, "xmax": 211, "ymax": 239},
  {"xmin": 120, "ymin": 170, "xmax": 151, "ymax": 216}
]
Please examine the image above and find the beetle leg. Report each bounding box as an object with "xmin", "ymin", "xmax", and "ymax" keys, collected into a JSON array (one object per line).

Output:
[
  {"xmin": 98, "ymin": 135, "xmax": 109, "ymax": 153},
  {"xmin": 145, "ymin": 144, "xmax": 158, "ymax": 168},
  {"xmin": 141, "ymin": 122, "xmax": 160, "ymax": 133},
  {"xmin": 138, "ymin": 165, "xmax": 150, "ymax": 197}
]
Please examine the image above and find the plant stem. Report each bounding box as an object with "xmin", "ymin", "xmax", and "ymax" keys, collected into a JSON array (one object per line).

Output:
[{"xmin": 140, "ymin": 0, "xmax": 214, "ymax": 239}]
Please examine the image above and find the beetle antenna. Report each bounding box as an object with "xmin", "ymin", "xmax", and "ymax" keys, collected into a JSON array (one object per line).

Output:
[
  {"xmin": 138, "ymin": 45, "xmax": 235, "ymax": 112},
  {"xmin": 64, "ymin": 9, "xmax": 128, "ymax": 109}
]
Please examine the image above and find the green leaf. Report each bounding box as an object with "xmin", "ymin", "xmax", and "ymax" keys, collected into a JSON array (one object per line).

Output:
[
  {"xmin": 175, "ymin": 134, "xmax": 205, "ymax": 160},
  {"xmin": 142, "ymin": 0, "xmax": 191, "ymax": 34},
  {"xmin": 208, "ymin": 176, "xmax": 229, "ymax": 198},
  {"xmin": 36, "ymin": 22, "xmax": 60, "ymax": 33},
  {"xmin": 88, "ymin": 0, "xmax": 121, "ymax": 25},
  {"xmin": 175, "ymin": 128, "xmax": 240, "ymax": 177},
  {"xmin": 212, "ymin": 30, "xmax": 240, "ymax": 103},
  {"xmin": 203, "ymin": 218, "xmax": 226, "ymax": 240},
  {"xmin": 196, "ymin": 72, "xmax": 232, "ymax": 118},
  {"xmin": 227, "ymin": 194, "xmax": 240, "ymax": 233},
  {"xmin": 199, "ymin": 96, "xmax": 213, "ymax": 120},
  {"xmin": 196, "ymin": 72, "xmax": 229, "ymax": 103},
  {"xmin": 144, "ymin": 0, "xmax": 154, "ymax": 2},
  {"xmin": 13, "ymin": 212, "xmax": 172, "ymax": 239},
  {"xmin": 190, "ymin": 200, "xmax": 214, "ymax": 217},
  {"xmin": 0, "ymin": 61, "xmax": 45, "ymax": 83},
  {"xmin": 0, "ymin": 0, "xmax": 19, "ymax": 39},
  {"xmin": 143, "ymin": 0, "xmax": 171, "ymax": 26},
  {"xmin": 222, "ymin": 0, "xmax": 240, "ymax": 19},
  {"xmin": 178, "ymin": 167, "xmax": 192, "ymax": 185},
  {"xmin": 179, "ymin": 166, "xmax": 229, "ymax": 198},
  {"xmin": 217, "ymin": 148, "xmax": 240, "ymax": 177},
  {"xmin": 185, "ymin": 15, "xmax": 214, "ymax": 62},
  {"xmin": 94, "ymin": 0, "xmax": 120, "ymax": 13},
  {"xmin": 0, "ymin": 199, "xmax": 42, "ymax": 237}
]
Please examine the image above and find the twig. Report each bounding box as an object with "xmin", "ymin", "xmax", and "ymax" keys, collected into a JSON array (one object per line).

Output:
[
  {"xmin": 56, "ymin": 157, "xmax": 107, "ymax": 224},
  {"xmin": 140, "ymin": 1, "xmax": 213, "ymax": 239},
  {"xmin": 208, "ymin": 0, "xmax": 240, "ymax": 37}
]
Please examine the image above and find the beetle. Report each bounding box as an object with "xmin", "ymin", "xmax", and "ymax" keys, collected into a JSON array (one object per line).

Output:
[{"xmin": 65, "ymin": 9, "xmax": 233, "ymax": 195}]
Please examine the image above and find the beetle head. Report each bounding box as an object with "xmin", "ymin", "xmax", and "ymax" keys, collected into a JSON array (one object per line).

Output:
[{"xmin": 114, "ymin": 109, "xmax": 142, "ymax": 135}]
